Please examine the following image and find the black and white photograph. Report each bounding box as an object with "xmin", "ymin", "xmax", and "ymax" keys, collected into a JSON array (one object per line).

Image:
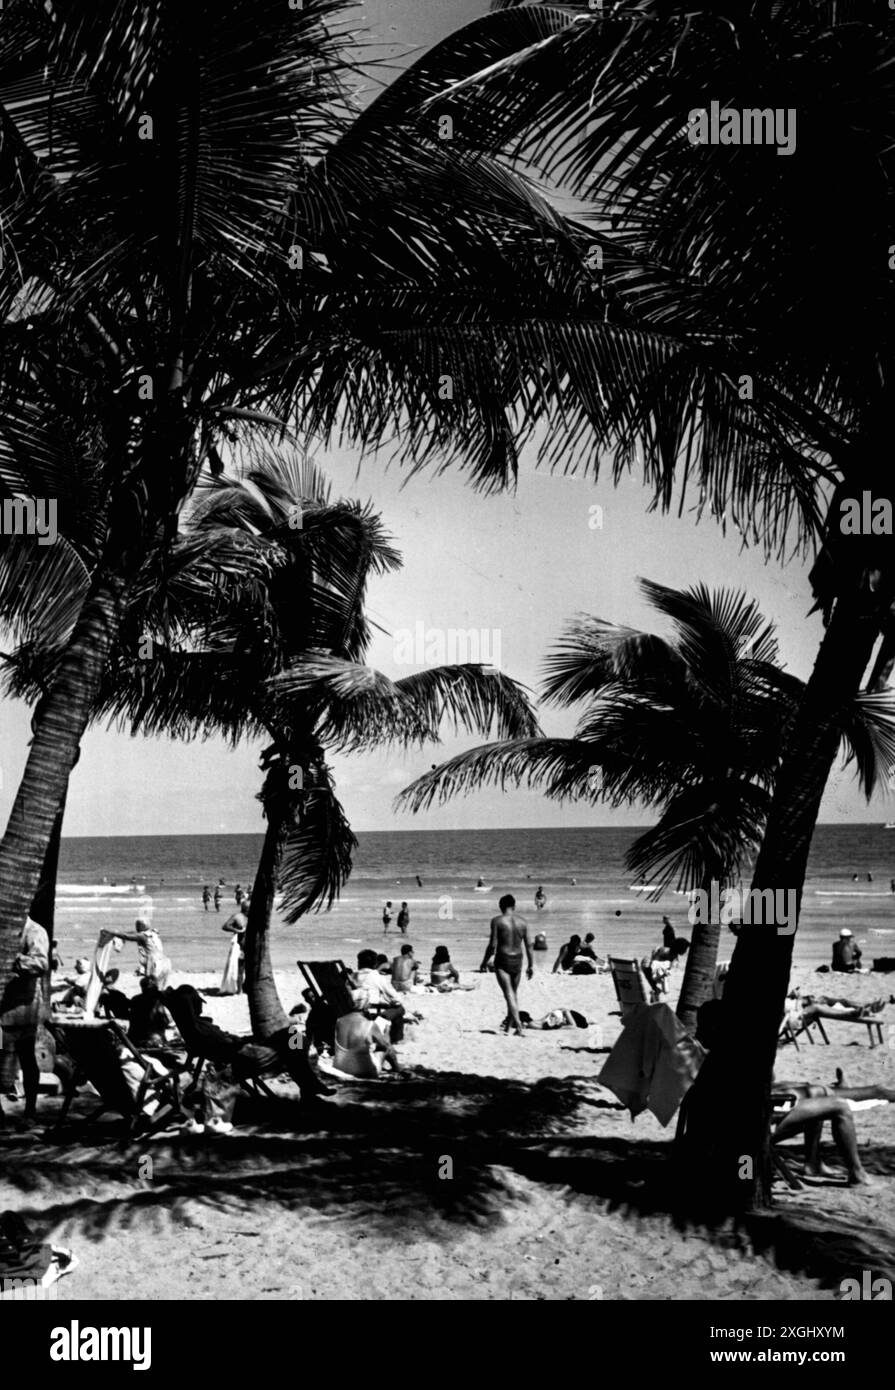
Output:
[{"xmin": 0, "ymin": 0, "xmax": 893, "ymax": 1352}]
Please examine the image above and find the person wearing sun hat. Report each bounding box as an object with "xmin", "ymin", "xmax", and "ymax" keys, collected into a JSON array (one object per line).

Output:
[{"xmin": 831, "ymin": 928, "xmax": 863, "ymax": 973}]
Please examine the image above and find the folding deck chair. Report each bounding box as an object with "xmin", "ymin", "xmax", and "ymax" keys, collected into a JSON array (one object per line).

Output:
[
  {"xmin": 297, "ymin": 960, "xmax": 357, "ymax": 1015},
  {"xmin": 674, "ymin": 1087, "xmax": 804, "ymax": 1190},
  {"xmin": 608, "ymin": 956, "xmax": 658, "ymax": 1019},
  {"xmin": 778, "ymin": 1014, "xmax": 830, "ymax": 1050},
  {"xmin": 161, "ymin": 986, "xmax": 275, "ymax": 1100},
  {"xmin": 47, "ymin": 1017, "xmax": 181, "ymax": 1139}
]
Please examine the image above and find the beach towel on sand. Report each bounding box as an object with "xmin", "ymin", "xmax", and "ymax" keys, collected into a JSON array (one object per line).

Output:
[{"xmin": 598, "ymin": 1002, "xmax": 706, "ymax": 1127}]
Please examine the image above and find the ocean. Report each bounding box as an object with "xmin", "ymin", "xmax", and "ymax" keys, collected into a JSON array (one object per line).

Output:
[{"xmin": 50, "ymin": 824, "xmax": 895, "ymax": 991}]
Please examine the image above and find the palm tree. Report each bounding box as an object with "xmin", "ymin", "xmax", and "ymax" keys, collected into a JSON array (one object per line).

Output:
[
  {"xmin": 0, "ymin": 0, "xmax": 684, "ymax": 989},
  {"xmin": 406, "ymin": 0, "xmax": 895, "ymax": 1207},
  {"xmin": 397, "ymin": 580, "xmax": 895, "ymax": 1036},
  {"xmin": 63, "ymin": 451, "xmax": 541, "ymax": 1039}
]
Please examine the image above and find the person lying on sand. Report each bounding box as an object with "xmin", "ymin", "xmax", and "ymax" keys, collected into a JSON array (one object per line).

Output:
[{"xmin": 519, "ymin": 1009, "xmax": 588, "ymax": 1031}]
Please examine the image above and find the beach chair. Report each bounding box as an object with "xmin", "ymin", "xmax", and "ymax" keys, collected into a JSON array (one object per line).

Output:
[
  {"xmin": 47, "ymin": 1018, "xmax": 181, "ymax": 1139},
  {"xmin": 820, "ymin": 1013, "xmax": 885, "ymax": 1048},
  {"xmin": 778, "ymin": 1014, "xmax": 830, "ymax": 1050},
  {"xmin": 608, "ymin": 956, "xmax": 657, "ymax": 1018},
  {"xmin": 674, "ymin": 1089, "xmax": 804, "ymax": 1190},
  {"xmin": 297, "ymin": 960, "xmax": 357, "ymax": 1016},
  {"xmin": 161, "ymin": 987, "xmax": 275, "ymax": 1100}
]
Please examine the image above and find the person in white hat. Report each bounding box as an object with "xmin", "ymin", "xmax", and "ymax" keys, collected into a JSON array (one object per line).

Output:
[{"xmin": 831, "ymin": 927, "xmax": 863, "ymax": 973}]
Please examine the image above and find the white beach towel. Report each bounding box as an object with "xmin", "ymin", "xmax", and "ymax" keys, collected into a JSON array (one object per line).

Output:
[
  {"xmin": 83, "ymin": 936, "xmax": 122, "ymax": 1017},
  {"xmin": 220, "ymin": 938, "xmax": 241, "ymax": 995}
]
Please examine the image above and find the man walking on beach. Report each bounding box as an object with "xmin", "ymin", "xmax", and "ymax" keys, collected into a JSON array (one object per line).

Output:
[
  {"xmin": 479, "ymin": 894, "xmax": 533, "ymax": 1037},
  {"xmin": 397, "ymin": 901, "xmax": 410, "ymax": 935}
]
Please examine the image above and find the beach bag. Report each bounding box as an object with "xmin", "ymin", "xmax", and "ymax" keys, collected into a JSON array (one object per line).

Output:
[{"xmin": 0, "ymin": 1211, "xmax": 53, "ymax": 1287}]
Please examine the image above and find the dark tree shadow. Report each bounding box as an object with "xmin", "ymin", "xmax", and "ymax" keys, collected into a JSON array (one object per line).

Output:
[{"xmin": 2, "ymin": 1067, "xmax": 894, "ymax": 1296}]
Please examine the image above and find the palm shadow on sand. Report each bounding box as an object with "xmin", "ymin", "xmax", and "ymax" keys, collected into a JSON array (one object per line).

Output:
[{"xmin": 2, "ymin": 1067, "xmax": 894, "ymax": 1295}]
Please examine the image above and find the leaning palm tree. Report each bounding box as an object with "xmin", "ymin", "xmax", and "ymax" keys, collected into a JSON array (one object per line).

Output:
[
  {"xmin": 397, "ymin": 580, "xmax": 895, "ymax": 1034},
  {"xmin": 407, "ymin": 0, "xmax": 895, "ymax": 1208},
  {"xmin": 0, "ymin": 0, "xmax": 680, "ymax": 987},
  {"xmin": 76, "ymin": 451, "xmax": 541, "ymax": 1039}
]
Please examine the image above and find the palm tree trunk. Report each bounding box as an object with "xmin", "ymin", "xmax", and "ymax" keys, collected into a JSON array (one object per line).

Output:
[
  {"xmin": 678, "ymin": 586, "xmax": 886, "ymax": 1213},
  {"xmin": 675, "ymin": 871, "xmax": 723, "ymax": 1034},
  {"xmin": 244, "ymin": 807, "xmax": 291, "ymax": 1040},
  {"xmin": 28, "ymin": 791, "xmax": 67, "ymax": 937},
  {"xmin": 0, "ymin": 575, "xmax": 125, "ymax": 985}
]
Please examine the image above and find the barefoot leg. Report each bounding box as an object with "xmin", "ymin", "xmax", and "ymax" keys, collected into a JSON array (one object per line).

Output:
[{"xmin": 495, "ymin": 967, "xmax": 524, "ymax": 1036}]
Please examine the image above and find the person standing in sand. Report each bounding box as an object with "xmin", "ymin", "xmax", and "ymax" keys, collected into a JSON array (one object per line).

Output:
[{"xmin": 479, "ymin": 894, "xmax": 533, "ymax": 1037}]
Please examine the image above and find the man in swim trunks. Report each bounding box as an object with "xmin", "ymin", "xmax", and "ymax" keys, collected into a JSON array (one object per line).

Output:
[{"xmin": 479, "ymin": 894, "xmax": 533, "ymax": 1037}]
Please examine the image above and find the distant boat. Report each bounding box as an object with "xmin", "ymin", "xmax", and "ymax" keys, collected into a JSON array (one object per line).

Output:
[{"xmin": 885, "ymin": 822, "xmax": 895, "ymax": 829}]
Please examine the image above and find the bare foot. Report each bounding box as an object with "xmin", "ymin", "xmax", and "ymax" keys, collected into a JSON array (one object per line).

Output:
[
  {"xmin": 805, "ymin": 1163, "xmax": 840, "ymax": 1179},
  {"xmin": 848, "ymin": 1170, "xmax": 884, "ymax": 1189}
]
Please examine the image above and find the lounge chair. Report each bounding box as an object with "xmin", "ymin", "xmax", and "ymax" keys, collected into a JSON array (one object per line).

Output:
[
  {"xmin": 674, "ymin": 1087, "xmax": 805, "ymax": 1190},
  {"xmin": 47, "ymin": 1018, "xmax": 181, "ymax": 1139},
  {"xmin": 161, "ymin": 986, "xmax": 276, "ymax": 1099},
  {"xmin": 297, "ymin": 960, "xmax": 357, "ymax": 1015},
  {"xmin": 608, "ymin": 956, "xmax": 658, "ymax": 1019},
  {"xmin": 778, "ymin": 1014, "xmax": 830, "ymax": 1050},
  {"xmin": 780, "ymin": 1009, "xmax": 885, "ymax": 1049}
]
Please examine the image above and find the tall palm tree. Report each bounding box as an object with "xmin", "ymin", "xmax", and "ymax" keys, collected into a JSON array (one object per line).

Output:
[
  {"xmin": 408, "ymin": 0, "xmax": 895, "ymax": 1207},
  {"xmin": 0, "ymin": 0, "xmax": 683, "ymax": 989},
  {"xmin": 53, "ymin": 451, "xmax": 540, "ymax": 1039},
  {"xmin": 397, "ymin": 580, "xmax": 895, "ymax": 1035}
]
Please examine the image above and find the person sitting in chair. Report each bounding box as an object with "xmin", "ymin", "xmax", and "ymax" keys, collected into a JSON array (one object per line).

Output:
[{"xmin": 695, "ymin": 1001, "xmax": 876, "ymax": 1187}]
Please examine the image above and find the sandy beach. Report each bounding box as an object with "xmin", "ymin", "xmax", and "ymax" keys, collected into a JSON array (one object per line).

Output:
[{"xmin": 3, "ymin": 961, "xmax": 894, "ymax": 1302}]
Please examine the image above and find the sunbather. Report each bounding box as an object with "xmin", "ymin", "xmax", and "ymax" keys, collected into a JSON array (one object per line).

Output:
[
  {"xmin": 391, "ymin": 944, "xmax": 420, "ymax": 993},
  {"xmin": 784, "ymin": 990, "xmax": 890, "ymax": 1033},
  {"xmin": 519, "ymin": 1009, "xmax": 588, "ymax": 1030},
  {"xmin": 333, "ymin": 1009, "xmax": 400, "ymax": 1078},
  {"xmin": 696, "ymin": 1001, "xmax": 878, "ymax": 1186},
  {"xmin": 164, "ymin": 985, "xmax": 333, "ymax": 1102}
]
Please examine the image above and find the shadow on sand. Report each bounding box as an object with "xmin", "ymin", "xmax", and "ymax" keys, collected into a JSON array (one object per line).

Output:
[{"xmin": 2, "ymin": 1065, "xmax": 894, "ymax": 1295}]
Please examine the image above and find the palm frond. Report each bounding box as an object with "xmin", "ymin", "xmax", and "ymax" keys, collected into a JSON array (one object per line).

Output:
[{"xmin": 838, "ymin": 691, "xmax": 895, "ymax": 801}]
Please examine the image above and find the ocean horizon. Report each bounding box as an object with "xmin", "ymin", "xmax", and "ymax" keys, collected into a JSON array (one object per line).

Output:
[{"xmin": 49, "ymin": 823, "xmax": 895, "ymax": 983}]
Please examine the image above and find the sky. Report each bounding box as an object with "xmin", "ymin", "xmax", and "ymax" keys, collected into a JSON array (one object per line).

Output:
[{"xmin": 0, "ymin": 0, "xmax": 888, "ymax": 838}]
